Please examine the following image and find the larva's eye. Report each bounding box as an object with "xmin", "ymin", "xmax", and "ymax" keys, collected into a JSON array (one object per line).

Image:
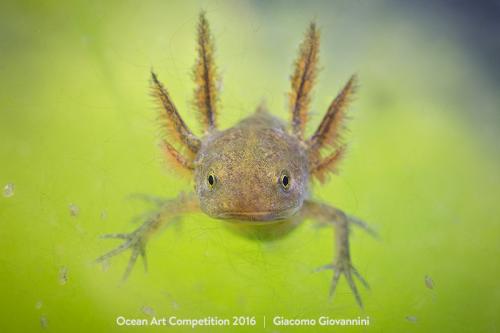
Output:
[
  {"xmin": 207, "ymin": 172, "xmax": 216, "ymax": 190},
  {"xmin": 279, "ymin": 170, "xmax": 291, "ymax": 191}
]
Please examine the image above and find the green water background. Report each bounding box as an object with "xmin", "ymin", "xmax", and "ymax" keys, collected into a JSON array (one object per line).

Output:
[{"xmin": 1, "ymin": 1, "xmax": 499, "ymax": 332}]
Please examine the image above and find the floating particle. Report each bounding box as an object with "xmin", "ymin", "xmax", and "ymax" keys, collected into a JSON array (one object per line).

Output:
[
  {"xmin": 425, "ymin": 275, "xmax": 434, "ymax": 289},
  {"xmin": 3, "ymin": 183, "xmax": 14, "ymax": 197},
  {"xmin": 75, "ymin": 223, "xmax": 85, "ymax": 234},
  {"xmin": 163, "ymin": 291, "xmax": 180, "ymax": 310},
  {"xmin": 59, "ymin": 266, "xmax": 68, "ymax": 285},
  {"xmin": 68, "ymin": 203, "xmax": 80, "ymax": 217},
  {"xmin": 406, "ymin": 315, "xmax": 417, "ymax": 323},
  {"xmin": 100, "ymin": 210, "xmax": 108, "ymax": 220},
  {"xmin": 40, "ymin": 315, "xmax": 48, "ymax": 329},
  {"xmin": 35, "ymin": 300, "xmax": 43, "ymax": 310},
  {"xmin": 141, "ymin": 306, "xmax": 156, "ymax": 317}
]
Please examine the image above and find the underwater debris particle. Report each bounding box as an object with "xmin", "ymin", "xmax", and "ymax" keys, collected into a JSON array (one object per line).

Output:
[
  {"xmin": 425, "ymin": 275, "xmax": 434, "ymax": 289},
  {"xmin": 406, "ymin": 315, "xmax": 417, "ymax": 323},
  {"xmin": 100, "ymin": 210, "xmax": 108, "ymax": 220},
  {"xmin": 68, "ymin": 203, "xmax": 80, "ymax": 217},
  {"xmin": 59, "ymin": 266, "xmax": 68, "ymax": 285},
  {"xmin": 141, "ymin": 306, "xmax": 156, "ymax": 317},
  {"xmin": 35, "ymin": 300, "xmax": 43, "ymax": 310},
  {"xmin": 3, "ymin": 183, "xmax": 14, "ymax": 197},
  {"xmin": 163, "ymin": 292, "xmax": 180, "ymax": 310},
  {"xmin": 40, "ymin": 315, "xmax": 48, "ymax": 329}
]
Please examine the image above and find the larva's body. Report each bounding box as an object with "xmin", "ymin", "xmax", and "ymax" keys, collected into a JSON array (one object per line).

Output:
[{"xmin": 97, "ymin": 12, "xmax": 375, "ymax": 307}]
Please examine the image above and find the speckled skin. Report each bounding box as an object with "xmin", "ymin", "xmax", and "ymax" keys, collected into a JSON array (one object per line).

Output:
[{"xmin": 195, "ymin": 111, "xmax": 308, "ymax": 222}]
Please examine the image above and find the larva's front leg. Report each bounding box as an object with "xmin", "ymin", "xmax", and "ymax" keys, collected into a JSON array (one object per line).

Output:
[
  {"xmin": 96, "ymin": 192, "xmax": 199, "ymax": 280},
  {"xmin": 300, "ymin": 200, "xmax": 376, "ymax": 308}
]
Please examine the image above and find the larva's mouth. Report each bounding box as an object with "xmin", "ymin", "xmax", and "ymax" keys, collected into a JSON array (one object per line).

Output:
[
  {"xmin": 215, "ymin": 207, "xmax": 298, "ymax": 222},
  {"xmin": 219, "ymin": 211, "xmax": 279, "ymax": 221}
]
